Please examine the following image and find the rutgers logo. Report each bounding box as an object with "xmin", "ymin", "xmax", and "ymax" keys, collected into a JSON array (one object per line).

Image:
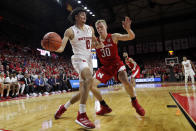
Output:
[{"xmin": 97, "ymin": 73, "xmax": 104, "ymax": 78}]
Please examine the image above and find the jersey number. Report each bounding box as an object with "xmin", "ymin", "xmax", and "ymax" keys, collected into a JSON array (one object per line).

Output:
[
  {"xmin": 86, "ymin": 40, "xmax": 90, "ymax": 49},
  {"xmin": 185, "ymin": 64, "xmax": 189, "ymax": 67},
  {"xmin": 100, "ymin": 48, "xmax": 111, "ymax": 57}
]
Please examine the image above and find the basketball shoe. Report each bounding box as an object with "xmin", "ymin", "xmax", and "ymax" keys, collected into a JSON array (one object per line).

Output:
[
  {"xmin": 75, "ymin": 112, "xmax": 95, "ymax": 129},
  {"xmin": 132, "ymin": 99, "xmax": 145, "ymax": 116},
  {"xmin": 54, "ymin": 105, "xmax": 67, "ymax": 119},
  {"xmin": 96, "ymin": 105, "xmax": 112, "ymax": 115}
]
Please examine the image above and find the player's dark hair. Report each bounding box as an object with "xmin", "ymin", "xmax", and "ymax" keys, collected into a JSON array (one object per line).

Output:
[{"xmin": 68, "ymin": 7, "xmax": 86, "ymax": 23}]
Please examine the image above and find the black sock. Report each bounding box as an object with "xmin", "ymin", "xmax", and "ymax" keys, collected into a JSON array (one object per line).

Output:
[
  {"xmin": 100, "ymin": 100, "xmax": 107, "ymax": 106},
  {"xmin": 131, "ymin": 97, "xmax": 136, "ymax": 101}
]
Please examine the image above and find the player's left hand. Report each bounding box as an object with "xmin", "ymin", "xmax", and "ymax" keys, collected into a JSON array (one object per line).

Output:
[
  {"xmin": 93, "ymin": 36, "xmax": 105, "ymax": 49},
  {"xmin": 122, "ymin": 16, "xmax": 132, "ymax": 31}
]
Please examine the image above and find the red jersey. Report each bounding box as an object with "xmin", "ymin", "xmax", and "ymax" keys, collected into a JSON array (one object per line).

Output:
[
  {"xmin": 96, "ymin": 34, "xmax": 121, "ymax": 66},
  {"xmin": 125, "ymin": 57, "xmax": 139, "ymax": 71}
]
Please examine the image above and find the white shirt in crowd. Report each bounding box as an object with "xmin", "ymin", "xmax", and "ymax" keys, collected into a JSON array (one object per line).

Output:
[
  {"xmin": 17, "ymin": 74, "xmax": 24, "ymax": 80},
  {"xmin": 31, "ymin": 74, "xmax": 38, "ymax": 81},
  {"xmin": 5, "ymin": 77, "xmax": 11, "ymax": 83},
  {"xmin": 0, "ymin": 77, "xmax": 5, "ymax": 83},
  {"xmin": 11, "ymin": 76, "xmax": 18, "ymax": 83}
]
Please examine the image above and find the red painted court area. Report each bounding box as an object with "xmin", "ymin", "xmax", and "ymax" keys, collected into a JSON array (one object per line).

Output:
[{"xmin": 171, "ymin": 90, "xmax": 196, "ymax": 126}]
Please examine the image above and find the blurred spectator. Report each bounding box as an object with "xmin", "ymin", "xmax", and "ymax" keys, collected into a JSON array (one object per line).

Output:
[
  {"xmin": 0, "ymin": 72, "xmax": 11, "ymax": 99},
  {"xmin": 10, "ymin": 73, "xmax": 19, "ymax": 97},
  {"xmin": 20, "ymin": 73, "xmax": 33, "ymax": 97},
  {"xmin": 59, "ymin": 70, "xmax": 69, "ymax": 92},
  {"xmin": 34, "ymin": 75, "xmax": 45, "ymax": 96},
  {"xmin": 42, "ymin": 74, "xmax": 52, "ymax": 95}
]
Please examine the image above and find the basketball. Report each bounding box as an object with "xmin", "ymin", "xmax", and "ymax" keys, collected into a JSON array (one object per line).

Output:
[{"xmin": 41, "ymin": 32, "xmax": 62, "ymax": 51}]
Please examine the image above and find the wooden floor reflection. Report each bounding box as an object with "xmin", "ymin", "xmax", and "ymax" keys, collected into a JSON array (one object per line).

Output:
[{"xmin": 0, "ymin": 83, "xmax": 195, "ymax": 131}]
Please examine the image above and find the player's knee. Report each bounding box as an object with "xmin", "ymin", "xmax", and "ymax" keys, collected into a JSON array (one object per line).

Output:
[
  {"xmin": 81, "ymin": 68, "xmax": 92, "ymax": 80},
  {"xmin": 118, "ymin": 71, "xmax": 126, "ymax": 79},
  {"xmin": 120, "ymin": 76, "xmax": 129, "ymax": 86},
  {"xmin": 119, "ymin": 75, "xmax": 128, "ymax": 84},
  {"xmin": 84, "ymin": 76, "xmax": 93, "ymax": 87}
]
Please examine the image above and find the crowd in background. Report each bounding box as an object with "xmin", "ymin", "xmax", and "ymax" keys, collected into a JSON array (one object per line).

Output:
[
  {"xmin": 0, "ymin": 41, "xmax": 195, "ymax": 100},
  {"xmin": 140, "ymin": 62, "xmax": 184, "ymax": 81},
  {"xmin": 0, "ymin": 41, "xmax": 75, "ymax": 100}
]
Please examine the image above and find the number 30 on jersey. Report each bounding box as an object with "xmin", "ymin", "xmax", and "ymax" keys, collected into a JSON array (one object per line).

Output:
[{"xmin": 100, "ymin": 48, "xmax": 111, "ymax": 57}]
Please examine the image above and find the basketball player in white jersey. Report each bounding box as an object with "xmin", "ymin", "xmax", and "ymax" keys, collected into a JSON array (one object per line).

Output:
[
  {"xmin": 182, "ymin": 57, "xmax": 196, "ymax": 86},
  {"xmin": 52, "ymin": 7, "xmax": 104, "ymax": 129}
]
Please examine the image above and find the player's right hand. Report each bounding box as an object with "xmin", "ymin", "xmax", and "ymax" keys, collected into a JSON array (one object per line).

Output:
[
  {"xmin": 55, "ymin": 46, "xmax": 64, "ymax": 53},
  {"xmin": 96, "ymin": 41, "xmax": 105, "ymax": 49},
  {"xmin": 93, "ymin": 37, "xmax": 105, "ymax": 49}
]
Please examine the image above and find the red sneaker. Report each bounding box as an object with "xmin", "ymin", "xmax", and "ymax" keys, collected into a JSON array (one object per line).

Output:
[
  {"xmin": 75, "ymin": 112, "xmax": 95, "ymax": 129},
  {"xmin": 132, "ymin": 99, "xmax": 145, "ymax": 116},
  {"xmin": 96, "ymin": 105, "xmax": 112, "ymax": 115},
  {"xmin": 54, "ymin": 105, "xmax": 67, "ymax": 119}
]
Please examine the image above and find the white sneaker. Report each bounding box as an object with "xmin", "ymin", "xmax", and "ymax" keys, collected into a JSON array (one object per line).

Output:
[
  {"xmin": 33, "ymin": 93, "xmax": 37, "ymax": 97},
  {"xmin": 44, "ymin": 92, "xmax": 49, "ymax": 95},
  {"xmin": 39, "ymin": 93, "xmax": 42, "ymax": 96},
  {"xmin": 26, "ymin": 94, "xmax": 29, "ymax": 97}
]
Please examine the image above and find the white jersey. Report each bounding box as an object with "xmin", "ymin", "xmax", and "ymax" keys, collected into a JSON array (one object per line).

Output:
[
  {"xmin": 70, "ymin": 24, "xmax": 92, "ymax": 59},
  {"xmin": 182, "ymin": 60, "xmax": 192, "ymax": 71},
  {"xmin": 0, "ymin": 77, "xmax": 4, "ymax": 83}
]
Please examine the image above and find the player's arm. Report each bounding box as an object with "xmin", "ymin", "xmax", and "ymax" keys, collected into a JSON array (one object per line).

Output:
[
  {"xmin": 56, "ymin": 28, "xmax": 74, "ymax": 53},
  {"xmin": 91, "ymin": 26, "xmax": 96, "ymax": 49},
  {"xmin": 181, "ymin": 63, "xmax": 185, "ymax": 74},
  {"xmin": 128, "ymin": 58, "xmax": 137, "ymax": 71},
  {"xmin": 190, "ymin": 61, "xmax": 196, "ymax": 72},
  {"xmin": 90, "ymin": 26, "xmax": 104, "ymax": 49},
  {"xmin": 112, "ymin": 16, "xmax": 135, "ymax": 43}
]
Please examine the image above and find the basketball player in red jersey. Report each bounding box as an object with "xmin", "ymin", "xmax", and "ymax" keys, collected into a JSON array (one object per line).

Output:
[
  {"xmin": 94, "ymin": 17, "xmax": 145, "ymax": 116},
  {"xmin": 123, "ymin": 52, "xmax": 140, "ymax": 87}
]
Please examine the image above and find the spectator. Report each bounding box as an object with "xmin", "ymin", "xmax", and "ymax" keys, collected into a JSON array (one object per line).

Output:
[
  {"xmin": 10, "ymin": 73, "xmax": 19, "ymax": 97},
  {"xmin": 0, "ymin": 72, "xmax": 11, "ymax": 100},
  {"xmin": 34, "ymin": 75, "xmax": 45, "ymax": 96},
  {"xmin": 31, "ymin": 72, "xmax": 38, "ymax": 82},
  {"xmin": 59, "ymin": 70, "xmax": 69, "ymax": 92},
  {"xmin": 21, "ymin": 73, "xmax": 34, "ymax": 97},
  {"xmin": 48, "ymin": 75, "xmax": 60, "ymax": 93},
  {"xmin": 4, "ymin": 73, "xmax": 15, "ymax": 97},
  {"xmin": 42, "ymin": 74, "xmax": 52, "ymax": 95}
]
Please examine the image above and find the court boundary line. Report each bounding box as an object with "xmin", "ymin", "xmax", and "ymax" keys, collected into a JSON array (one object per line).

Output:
[{"xmin": 169, "ymin": 92, "xmax": 196, "ymax": 130}]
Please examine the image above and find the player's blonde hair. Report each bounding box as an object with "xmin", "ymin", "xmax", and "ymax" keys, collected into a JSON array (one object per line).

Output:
[{"xmin": 95, "ymin": 19, "xmax": 107, "ymax": 28}]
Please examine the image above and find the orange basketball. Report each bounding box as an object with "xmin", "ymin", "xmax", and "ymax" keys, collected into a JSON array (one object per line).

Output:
[{"xmin": 41, "ymin": 32, "xmax": 62, "ymax": 51}]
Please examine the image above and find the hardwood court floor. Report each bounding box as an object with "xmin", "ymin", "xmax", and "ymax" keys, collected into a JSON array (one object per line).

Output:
[{"xmin": 0, "ymin": 83, "xmax": 195, "ymax": 131}]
